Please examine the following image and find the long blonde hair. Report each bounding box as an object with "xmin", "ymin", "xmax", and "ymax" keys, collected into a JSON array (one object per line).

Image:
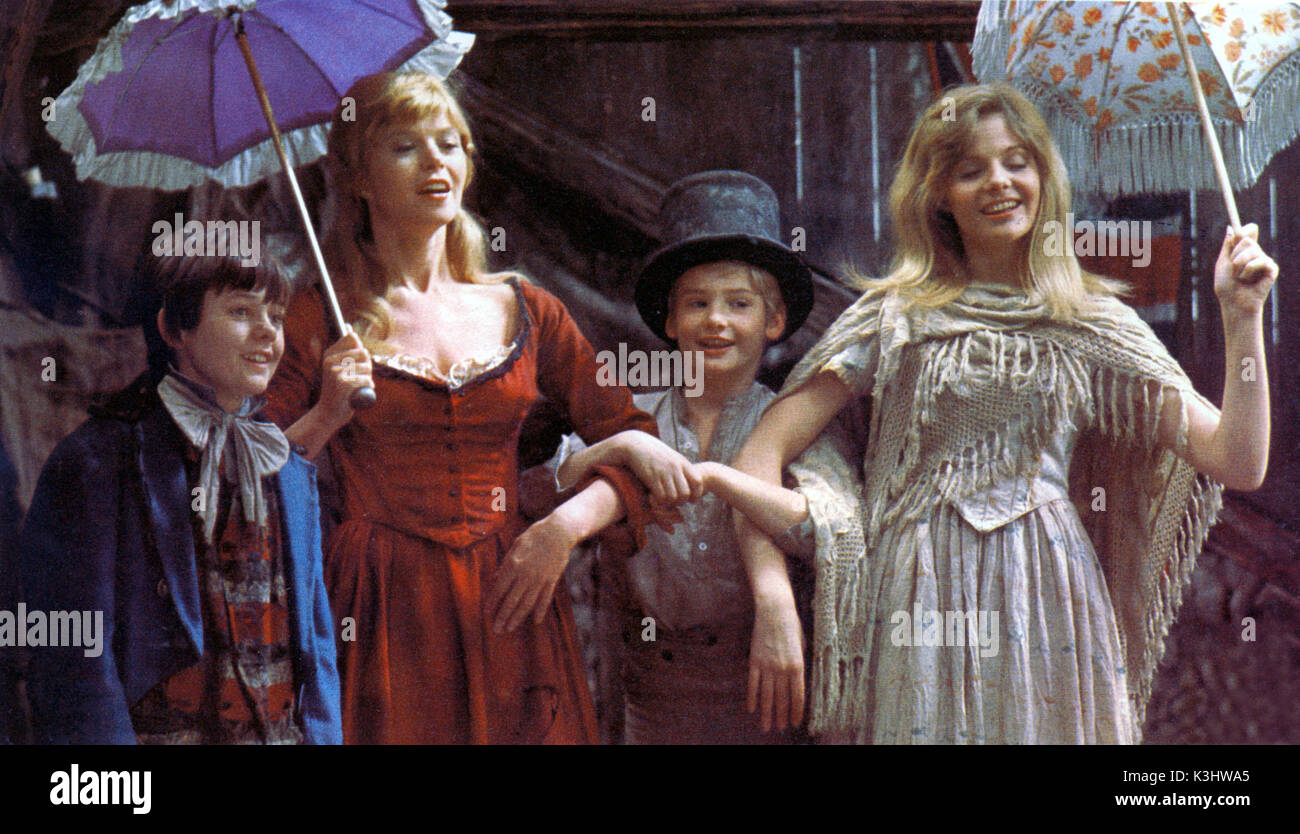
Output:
[
  {"xmin": 860, "ymin": 83, "xmax": 1122, "ymax": 319},
  {"xmin": 322, "ymin": 71, "xmax": 511, "ymax": 347}
]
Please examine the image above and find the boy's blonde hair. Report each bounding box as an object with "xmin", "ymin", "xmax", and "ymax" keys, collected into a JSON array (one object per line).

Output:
[
  {"xmin": 667, "ymin": 260, "xmax": 787, "ymax": 326},
  {"xmin": 857, "ymin": 83, "xmax": 1122, "ymax": 320}
]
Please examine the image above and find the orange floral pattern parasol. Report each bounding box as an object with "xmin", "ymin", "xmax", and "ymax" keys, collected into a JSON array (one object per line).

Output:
[{"xmin": 974, "ymin": 1, "xmax": 1300, "ymax": 197}]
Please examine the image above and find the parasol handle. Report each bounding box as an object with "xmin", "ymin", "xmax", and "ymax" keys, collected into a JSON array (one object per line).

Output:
[
  {"xmin": 234, "ymin": 19, "xmax": 376, "ymax": 410},
  {"xmin": 1167, "ymin": 2, "xmax": 1242, "ymax": 233}
]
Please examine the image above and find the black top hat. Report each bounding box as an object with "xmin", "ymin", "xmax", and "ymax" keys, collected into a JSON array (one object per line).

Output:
[{"xmin": 634, "ymin": 170, "xmax": 814, "ymax": 344}]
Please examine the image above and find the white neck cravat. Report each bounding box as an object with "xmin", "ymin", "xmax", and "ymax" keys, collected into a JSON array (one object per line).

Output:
[{"xmin": 157, "ymin": 370, "xmax": 290, "ymax": 544}]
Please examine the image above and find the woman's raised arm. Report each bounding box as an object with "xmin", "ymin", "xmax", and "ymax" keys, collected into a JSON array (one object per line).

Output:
[{"xmin": 1158, "ymin": 224, "xmax": 1278, "ymax": 490}]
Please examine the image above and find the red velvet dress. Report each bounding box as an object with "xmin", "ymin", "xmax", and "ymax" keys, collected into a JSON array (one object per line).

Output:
[{"xmin": 265, "ymin": 278, "xmax": 654, "ymax": 743}]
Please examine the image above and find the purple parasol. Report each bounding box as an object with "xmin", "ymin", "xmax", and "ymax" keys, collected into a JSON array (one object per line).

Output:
[
  {"xmin": 48, "ymin": 0, "xmax": 473, "ymax": 190},
  {"xmin": 47, "ymin": 0, "xmax": 475, "ymax": 408}
]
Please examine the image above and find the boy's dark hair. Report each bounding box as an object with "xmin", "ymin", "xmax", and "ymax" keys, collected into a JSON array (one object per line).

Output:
[{"xmin": 152, "ymin": 254, "xmax": 293, "ymax": 340}]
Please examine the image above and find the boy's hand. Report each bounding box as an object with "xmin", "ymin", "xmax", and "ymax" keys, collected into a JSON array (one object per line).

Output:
[
  {"xmin": 689, "ymin": 461, "xmax": 719, "ymax": 494},
  {"xmin": 488, "ymin": 513, "xmax": 581, "ymax": 634},
  {"xmin": 316, "ymin": 329, "xmax": 372, "ymax": 427},
  {"xmin": 1215, "ymin": 224, "xmax": 1279, "ymax": 323},
  {"xmin": 748, "ymin": 577, "xmax": 805, "ymax": 733},
  {"xmin": 615, "ymin": 431, "xmax": 704, "ymax": 506}
]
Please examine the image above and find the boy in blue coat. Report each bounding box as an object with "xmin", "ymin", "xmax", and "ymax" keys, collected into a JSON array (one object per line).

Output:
[{"xmin": 19, "ymin": 254, "xmax": 341, "ymax": 744}]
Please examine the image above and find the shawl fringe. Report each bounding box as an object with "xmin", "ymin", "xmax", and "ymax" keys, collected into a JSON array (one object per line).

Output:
[{"xmin": 780, "ymin": 283, "xmax": 1224, "ymax": 738}]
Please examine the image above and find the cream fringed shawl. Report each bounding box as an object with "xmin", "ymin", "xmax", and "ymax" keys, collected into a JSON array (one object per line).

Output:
[{"xmin": 779, "ymin": 282, "xmax": 1224, "ymax": 740}]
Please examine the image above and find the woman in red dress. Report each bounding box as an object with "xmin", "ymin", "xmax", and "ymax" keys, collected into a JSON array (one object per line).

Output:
[{"xmin": 264, "ymin": 72, "xmax": 694, "ymax": 743}]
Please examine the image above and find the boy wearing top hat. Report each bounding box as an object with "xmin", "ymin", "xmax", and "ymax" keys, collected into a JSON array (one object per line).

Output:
[
  {"xmin": 551, "ymin": 170, "xmax": 826, "ymax": 743},
  {"xmin": 20, "ymin": 254, "xmax": 341, "ymax": 744}
]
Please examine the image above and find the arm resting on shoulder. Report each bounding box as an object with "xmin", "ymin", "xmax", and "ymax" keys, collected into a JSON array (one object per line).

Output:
[
  {"xmin": 731, "ymin": 370, "xmax": 854, "ymax": 584},
  {"xmin": 728, "ymin": 371, "xmax": 855, "ymax": 732},
  {"xmin": 695, "ymin": 461, "xmax": 808, "ymax": 547}
]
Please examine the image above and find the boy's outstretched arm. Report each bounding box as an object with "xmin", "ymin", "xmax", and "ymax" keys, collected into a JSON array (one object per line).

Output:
[{"xmin": 1159, "ymin": 224, "xmax": 1278, "ymax": 490}]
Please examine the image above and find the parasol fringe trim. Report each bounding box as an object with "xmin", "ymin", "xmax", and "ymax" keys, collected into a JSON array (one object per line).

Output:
[{"xmin": 973, "ymin": 2, "xmax": 1300, "ymax": 197}]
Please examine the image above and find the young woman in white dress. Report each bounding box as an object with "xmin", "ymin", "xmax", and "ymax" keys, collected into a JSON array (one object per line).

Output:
[{"xmin": 730, "ymin": 83, "xmax": 1278, "ymax": 744}]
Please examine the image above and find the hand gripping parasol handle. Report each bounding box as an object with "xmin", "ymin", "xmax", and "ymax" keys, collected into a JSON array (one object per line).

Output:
[
  {"xmin": 234, "ymin": 17, "xmax": 376, "ymax": 410},
  {"xmin": 347, "ymin": 382, "xmax": 378, "ymax": 410},
  {"xmin": 1167, "ymin": 2, "xmax": 1242, "ymax": 232}
]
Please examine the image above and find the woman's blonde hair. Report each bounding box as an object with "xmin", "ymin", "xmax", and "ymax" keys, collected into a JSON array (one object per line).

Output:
[
  {"xmin": 860, "ymin": 82, "xmax": 1122, "ymax": 319},
  {"xmin": 322, "ymin": 71, "xmax": 512, "ymax": 347}
]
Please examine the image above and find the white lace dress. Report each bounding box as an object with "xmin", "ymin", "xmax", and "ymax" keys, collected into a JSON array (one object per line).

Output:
[
  {"xmin": 788, "ymin": 283, "xmax": 1222, "ymax": 745},
  {"xmin": 816, "ymin": 324, "xmax": 1132, "ymax": 744}
]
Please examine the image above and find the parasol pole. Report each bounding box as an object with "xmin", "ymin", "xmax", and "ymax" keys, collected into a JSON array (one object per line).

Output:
[
  {"xmin": 234, "ymin": 16, "xmax": 376, "ymax": 409},
  {"xmin": 1167, "ymin": 2, "xmax": 1243, "ymax": 232}
]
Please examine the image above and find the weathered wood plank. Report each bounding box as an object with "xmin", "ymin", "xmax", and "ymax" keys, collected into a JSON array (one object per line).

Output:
[
  {"xmin": 456, "ymin": 73, "xmax": 665, "ymax": 234},
  {"xmin": 448, "ymin": 1, "xmax": 980, "ymax": 41},
  {"xmin": 0, "ymin": 0, "xmax": 52, "ymax": 168},
  {"xmin": 1204, "ymin": 497, "xmax": 1300, "ymax": 597}
]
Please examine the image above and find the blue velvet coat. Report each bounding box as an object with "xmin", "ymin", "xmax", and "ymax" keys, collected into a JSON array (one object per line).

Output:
[{"xmin": 19, "ymin": 378, "xmax": 342, "ymax": 744}]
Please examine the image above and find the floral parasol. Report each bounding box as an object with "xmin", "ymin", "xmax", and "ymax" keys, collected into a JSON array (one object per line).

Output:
[{"xmin": 974, "ymin": 1, "xmax": 1300, "ymax": 197}]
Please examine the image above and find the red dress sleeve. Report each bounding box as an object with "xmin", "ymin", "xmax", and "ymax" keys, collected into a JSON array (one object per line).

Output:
[
  {"xmin": 264, "ymin": 286, "xmax": 328, "ymax": 431},
  {"xmin": 523, "ymin": 281, "xmax": 674, "ymax": 550},
  {"xmin": 525, "ymin": 281, "xmax": 655, "ymax": 443}
]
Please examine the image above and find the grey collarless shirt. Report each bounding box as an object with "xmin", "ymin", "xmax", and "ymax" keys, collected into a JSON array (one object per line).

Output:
[{"xmin": 560, "ymin": 383, "xmax": 775, "ymax": 632}]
